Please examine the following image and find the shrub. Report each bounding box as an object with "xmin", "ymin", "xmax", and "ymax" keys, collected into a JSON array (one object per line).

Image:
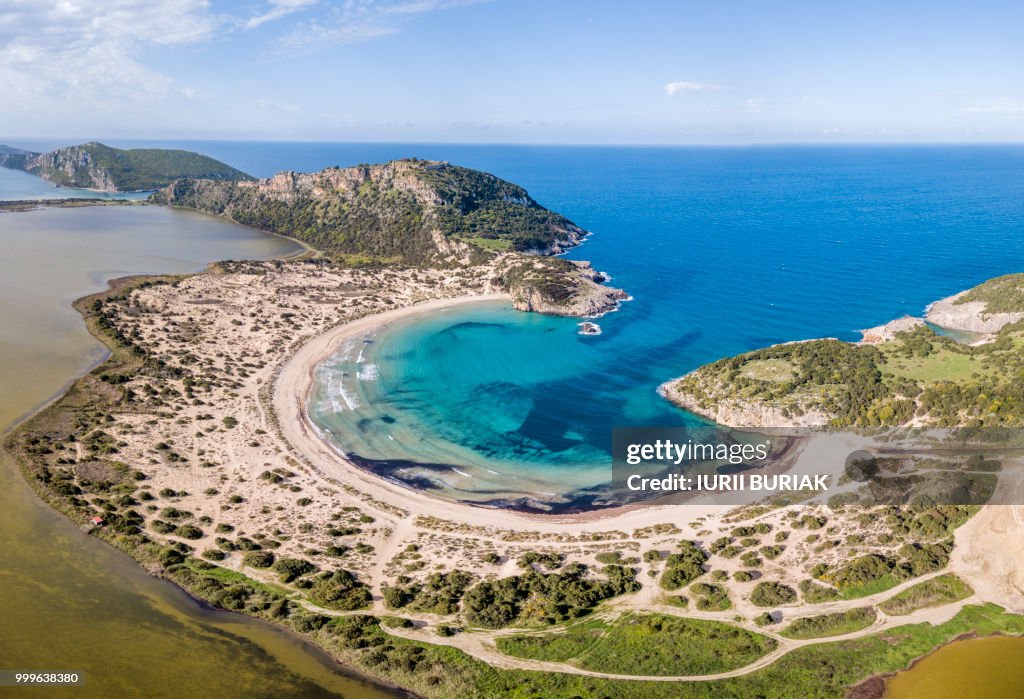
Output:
[
  {"xmin": 660, "ymin": 540, "xmax": 708, "ymax": 591},
  {"xmin": 173, "ymin": 525, "xmax": 204, "ymax": 540},
  {"xmin": 273, "ymin": 557, "xmax": 318, "ymax": 582},
  {"xmin": 308, "ymin": 570, "xmax": 372, "ymax": 611},
  {"xmin": 243, "ymin": 550, "xmax": 275, "ymax": 568},
  {"xmin": 690, "ymin": 583, "xmax": 730, "ymax": 611},
  {"xmin": 750, "ymin": 581, "xmax": 797, "ymax": 607},
  {"xmin": 463, "ymin": 563, "xmax": 639, "ymax": 629}
]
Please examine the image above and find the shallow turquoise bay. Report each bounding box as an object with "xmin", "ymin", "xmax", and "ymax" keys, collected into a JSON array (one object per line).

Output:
[{"xmin": 303, "ymin": 145, "xmax": 1024, "ymax": 508}]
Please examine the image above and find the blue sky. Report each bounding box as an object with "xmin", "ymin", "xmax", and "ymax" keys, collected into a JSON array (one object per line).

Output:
[{"xmin": 1, "ymin": 0, "xmax": 1022, "ymax": 143}]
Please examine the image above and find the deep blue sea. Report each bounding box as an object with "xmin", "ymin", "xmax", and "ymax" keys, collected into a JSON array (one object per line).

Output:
[{"xmin": 7, "ymin": 141, "xmax": 1024, "ymax": 507}]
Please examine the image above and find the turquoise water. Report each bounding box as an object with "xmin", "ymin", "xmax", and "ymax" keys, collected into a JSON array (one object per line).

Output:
[{"xmin": 302, "ymin": 145, "xmax": 1024, "ymax": 508}]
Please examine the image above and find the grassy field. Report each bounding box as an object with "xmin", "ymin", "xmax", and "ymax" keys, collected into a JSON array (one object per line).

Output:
[
  {"xmin": 495, "ymin": 619, "xmax": 608, "ymax": 663},
  {"xmin": 838, "ymin": 574, "xmax": 902, "ymax": 600},
  {"xmin": 879, "ymin": 574, "xmax": 974, "ymax": 616},
  {"xmin": 881, "ymin": 345, "xmax": 980, "ymax": 383},
  {"xmin": 497, "ymin": 613, "xmax": 776, "ymax": 676},
  {"xmin": 780, "ymin": 607, "xmax": 877, "ymax": 639},
  {"xmin": 740, "ymin": 359, "xmax": 797, "ymax": 382}
]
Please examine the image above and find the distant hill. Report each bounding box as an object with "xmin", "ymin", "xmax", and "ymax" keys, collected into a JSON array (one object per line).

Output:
[
  {"xmin": 150, "ymin": 159, "xmax": 588, "ymax": 265},
  {"xmin": 0, "ymin": 142, "xmax": 251, "ymax": 192}
]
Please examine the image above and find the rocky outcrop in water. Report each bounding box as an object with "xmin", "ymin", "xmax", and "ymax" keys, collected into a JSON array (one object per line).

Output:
[{"xmin": 926, "ymin": 290, "xmax": 1024, "ymax": 333}]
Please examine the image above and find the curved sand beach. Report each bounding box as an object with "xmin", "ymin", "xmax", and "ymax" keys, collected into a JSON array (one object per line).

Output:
[{"xmin": 274, "ymin": 293, "xmax": 731, "ymax": 532}]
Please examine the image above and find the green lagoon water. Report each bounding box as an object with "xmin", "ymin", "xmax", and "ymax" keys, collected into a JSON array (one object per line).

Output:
[
  {"xmin": 884, "ymin": 635, "xmax": 1024, "ymax": 698},
  {"xmin": 0, "ymin": 204, "xmax": 397, "ymax": 698}
]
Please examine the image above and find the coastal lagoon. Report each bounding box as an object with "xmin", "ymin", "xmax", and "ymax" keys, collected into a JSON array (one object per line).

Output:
[
  {"xmin": 0, "ymin": 204, "xmax": 398, "ymax": 698},
  {"xmin": 884, "ymin": 635, "xmax": 1024, "ymax": 697}
]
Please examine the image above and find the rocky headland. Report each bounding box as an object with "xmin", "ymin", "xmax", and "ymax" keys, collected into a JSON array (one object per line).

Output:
[
  {"xmin": 152, "ymin": 158, "xmax": 626, "ymax": 317},
  {"xmin": 0, "ymin": 142, "xmax": 251, "ymax": 192},
  {"xmin": 661, "ymin": 274, "xmax": 1024, "ymax": 430}
]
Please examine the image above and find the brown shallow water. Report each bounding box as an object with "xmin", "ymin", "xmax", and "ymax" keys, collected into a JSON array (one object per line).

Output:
[
  {"xmin": 0, "ymin": 206, "xmax": 401, "ymax": 698},
  {"xmin": 884, "ymin": 635, "xmax": 1024, "ymax": 698}
]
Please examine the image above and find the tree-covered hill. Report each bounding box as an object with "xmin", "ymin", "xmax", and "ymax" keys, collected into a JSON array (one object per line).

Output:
[{"xmin": 150, "ymin": 159, "xmax": 587, "ymax": 266}]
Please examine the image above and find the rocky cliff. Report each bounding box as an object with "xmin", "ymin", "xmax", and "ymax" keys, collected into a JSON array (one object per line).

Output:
[
  {"xmin": 151, "ymin": 159, "xmax": 588, "ymax": 264},
  {"xmin": 926, "ymin": 289, "xmax": 1024, "ymax": 334},
  {"xmin": 494, "ymin": 256, "xmax": 629, "ymax": 316},
  {"xmin": 0, "ymin": 142, "xmax": 251, "ymax": 192}
]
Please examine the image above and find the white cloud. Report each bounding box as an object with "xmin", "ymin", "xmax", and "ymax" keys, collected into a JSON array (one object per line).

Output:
[
  {"xmin": 745, "ymin": 98, "xmax": 764, "ymax": 111},
  {"xmin": 663, "ymin": 81, "xmax": 726, "ymax": 96},
  {"xmin": 245, "ymin": 0, "xmax": 320, "ymax": 30},
  {"xmin": 276, "ymin": 0, "xmax": 489, "ymax": 53},
  {"xmin": 0, "ymin": 0, "xmax": 220, "ymax": 110}
]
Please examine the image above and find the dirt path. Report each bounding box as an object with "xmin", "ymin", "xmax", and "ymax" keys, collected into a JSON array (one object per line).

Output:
[{"xmin": 378, "ymin": 596, "xmax": 969, "ymax": 682}]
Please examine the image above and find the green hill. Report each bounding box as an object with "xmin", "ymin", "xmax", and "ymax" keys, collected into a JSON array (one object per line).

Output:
[
  {"xmin": 0, "ymin": 142, "xmax": 251, "ymax": 192},
  {"xmin": 662, "ymin": 275, "xmax": 1024, "ymax": 428},
  {"xmin": 150, "ymin": 159, "xmax": 587, "ymax": 265}
]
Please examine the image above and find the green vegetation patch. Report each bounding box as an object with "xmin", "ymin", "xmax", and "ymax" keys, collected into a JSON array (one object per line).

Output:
[
  {"xmin": 819, "ymin": 539, "xmax": 953, "ymax": 599},
  {"xmin": 660, "ymin": 539, "xmax": 708, "ymax": 590},
  {"xmin": 780, "ymin": 607, "xmax": 877, "ymax": 639},
  {"xmin": 674, "ymin": 318, "xmax": 1024, "ymax": 428},
  {"xmin": 690, "ymin": 582, "xmax": 732, "ymax": 611},
  {"xmin": 498, "ymin": 613, "xmax": 775, "ymax": 677},
  {"xmin": 750, "ymin": 581, "xmax": 798, "ymax": 607},
  {"xmin": 495, "ymin": 619, "xmax": 608, "ymax": 663},
  {"xmin": 383, "ymin": 570, "xmax": 474, "ymax": 615},
  {"xmin": 879, "ymin": 574, "xmax": 974, "ymax": 616},
  {"xmin": 462, "ymin": 563, "xmax": 639, "ymax": 629}
]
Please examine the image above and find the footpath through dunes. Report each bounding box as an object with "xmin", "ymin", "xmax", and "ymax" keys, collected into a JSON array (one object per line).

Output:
[{"xmin": 375, "ymin": 599, "xmax": 999, "ymax": 684}]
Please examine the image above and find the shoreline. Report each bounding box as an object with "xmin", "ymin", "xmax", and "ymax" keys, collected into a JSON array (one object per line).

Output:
[{"xmin": 274, "ymin": 293, "xmax": 736, "ymax": 528}]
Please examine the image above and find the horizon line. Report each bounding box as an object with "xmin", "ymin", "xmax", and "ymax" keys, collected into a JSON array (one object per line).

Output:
[{"xmin": 4, "ymin": 137, "xmax": 1024, "ymax": 149}]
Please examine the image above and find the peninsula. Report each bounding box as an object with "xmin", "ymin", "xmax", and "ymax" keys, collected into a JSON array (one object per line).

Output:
[
  {"xmin": 151, "ymin": 158, "xmax": 628, "ymax": 316},
  {"xmin": 0, "ymin": 142, "xmax": 251, "ymax": 192},
  {"xmin": 661, "ymin": 275, "xmax": 1024, "ymax": 429}
]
